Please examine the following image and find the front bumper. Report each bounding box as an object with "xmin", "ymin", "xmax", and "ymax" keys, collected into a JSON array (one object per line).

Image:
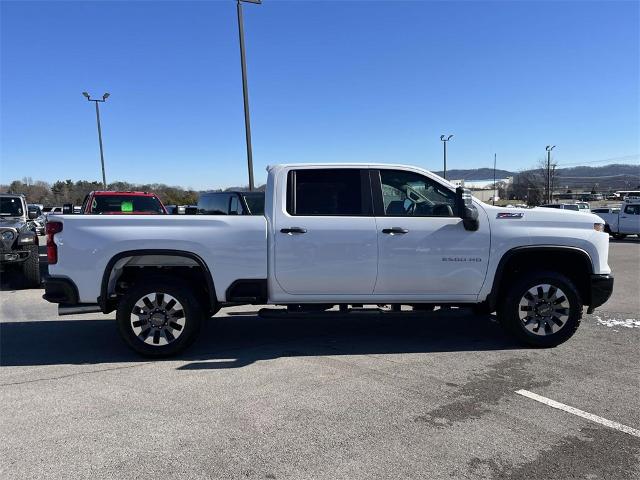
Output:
[
  {"xmin": 588, "ymin": 274, "xmax": 614, "ymax": 313},
  {"xmin": 0, "ymin": 249, "xmax": 30, "ymax": 264}
]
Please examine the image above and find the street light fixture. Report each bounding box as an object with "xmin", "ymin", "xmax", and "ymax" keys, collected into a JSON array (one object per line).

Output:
[
  {"xmin": 236, "ymin": 0, "xmax": 262, "ymax": 191},
  {"xmin": 545, "ymin": 145, "xmax": 556, "ymax": 203},
  {"xmin": 83, "ymin": 92, "xmax": 110, "ymax": 189},
  {"xmin": 440, "ymin": 134, "xmax": 453, "ymax": 180}
]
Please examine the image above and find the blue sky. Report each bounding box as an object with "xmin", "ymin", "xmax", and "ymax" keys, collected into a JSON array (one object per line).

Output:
[{"xmin": 1, "ymin": 0, "xmax": 638, "ymax": 190}]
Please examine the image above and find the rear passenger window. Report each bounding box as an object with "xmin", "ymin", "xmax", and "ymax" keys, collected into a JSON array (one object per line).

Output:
[{"xmin": 287, "ymin": 169, "xmax": 369, "ymax": 216}]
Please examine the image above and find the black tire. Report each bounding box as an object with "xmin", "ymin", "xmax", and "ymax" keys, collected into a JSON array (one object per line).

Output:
[
  {"xmin": 116, "ymin": 278, "xmax": 205, "ymax": 357},
  {"xmin": 603, "ymin": 224, "xmax": 611, "ymax": 234},
  {"xmin": 22, "ymin": 245, "xmax": 40, "ymax": 288},
  {"xmin": 497, "ymin": 270, "xmax": 582, "ymax": 348}
]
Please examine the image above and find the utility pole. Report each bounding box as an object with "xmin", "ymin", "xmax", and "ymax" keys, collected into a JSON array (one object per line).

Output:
[
  {"xmin": 82, "ymin": 92, "xmax": 110, "ymax": 189},
  {"xmin": 545, "ymin": 145, "xmax": 556, "ymax": 203},
  {"xmin": 493, "ymin": 153, "xmax": 497, "ymax": 205},
  {"xmin": 440, "ymin": 134, "xmax": 453, "ymax": 180},
  {"xmin": 236, "ymin": 0, "xmax": 261, "ymax": 191}
]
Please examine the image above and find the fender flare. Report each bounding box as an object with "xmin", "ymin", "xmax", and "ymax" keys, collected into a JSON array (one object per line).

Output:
[
  {"xmin": 99, "ymin": 249, "xmax": 218, "ymax": 313},
  {"xmin": 487, "ymin": 245, "xmax": 593, "ymax": 311}
]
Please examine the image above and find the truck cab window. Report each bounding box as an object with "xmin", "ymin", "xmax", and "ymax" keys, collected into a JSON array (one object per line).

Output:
[
  {"xmin": 287, "ymin": 169, "xmax": 368, "ymax": 216},
  {"xmin": 199, "ymin": 194, "xmax": 231, "ymax": 215},
  {"xmin": 379, "ymin": 170, "xmax": 458, "ymax": 217},
  {"xmin": 229, "ymin": 195, "xmax": 243, "ymax": 215},
  {"xmin": 624, "ymin": 205, "xmax": 639, "ymax": 215}
]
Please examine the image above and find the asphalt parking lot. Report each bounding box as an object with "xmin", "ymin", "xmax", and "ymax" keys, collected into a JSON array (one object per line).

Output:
[{"xmin": 1, "ymin": 239, "xmax": 639, "ymax": 479}]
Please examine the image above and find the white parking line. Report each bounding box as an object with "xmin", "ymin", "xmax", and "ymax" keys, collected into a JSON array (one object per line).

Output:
[{"xmin": 515, "ymin": 389, "xmax": 640, "ymax": 438}]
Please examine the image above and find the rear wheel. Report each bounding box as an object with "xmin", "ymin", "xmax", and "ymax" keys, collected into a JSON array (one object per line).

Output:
[
  {"xmin": 116, "ymin": 278, "xmax": 204, "ymax": 357},
  {"xmin": 22, "ymin": 245, "xmax": 40, "ymax": 287},
  {"xmin": 498, "ymin": 271, "xmax": 582, "ymax": 347}
]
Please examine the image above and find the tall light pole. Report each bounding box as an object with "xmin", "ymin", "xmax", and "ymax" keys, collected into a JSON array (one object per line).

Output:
[
  {"xmin": 82, "ymin": 92, "xmax": 110, "ymax": 189},
  {"xmin": 237, "ymin": 0, "xmax": 261, "ymax": 191},
  {"xmin": 545, "ymin": 145, "xmax": 556, "ymax": 203},
  {"xmin": 440, "ymin": 135, "xmax": 453, "ymax": 180}
]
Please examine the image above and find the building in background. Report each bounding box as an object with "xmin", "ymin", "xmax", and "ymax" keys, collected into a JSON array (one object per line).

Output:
[{"xmin": 450, "ymin": 177, "xmax": 514, "ymax": 203}]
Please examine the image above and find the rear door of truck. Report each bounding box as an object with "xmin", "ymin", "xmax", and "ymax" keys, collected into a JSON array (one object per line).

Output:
[{"xmin": 272, "ymin": 167, "xmax": 378, "ymax": 295}]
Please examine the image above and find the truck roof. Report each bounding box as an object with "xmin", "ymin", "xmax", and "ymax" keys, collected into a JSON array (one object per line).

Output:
[
  {"xmin": 265, "ymin": 163, "xmax": 455, "ymax": 187},
  {"xmin": 91, "ymin": 191, "xmax": 158, "ymax": 197}
]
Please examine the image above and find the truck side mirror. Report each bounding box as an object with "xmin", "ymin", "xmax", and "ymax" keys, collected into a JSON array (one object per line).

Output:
[
  {"xmin": 63, "ymin": 203, "xmax": 73, "ymax": 214},
  {"xmin": 456, "ymin": 187, "xmax": 479, "ymax": 231}
]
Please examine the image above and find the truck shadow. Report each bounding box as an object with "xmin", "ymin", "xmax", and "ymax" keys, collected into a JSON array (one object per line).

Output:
[{"xmin": 0, "ymin": 310, "xmax": 521, "ymax": 368}]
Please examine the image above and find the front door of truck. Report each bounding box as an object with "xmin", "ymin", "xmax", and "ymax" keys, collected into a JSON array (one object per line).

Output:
[
  {"xmin": 619, "ymin": 204, "xmax": 640, "ymax": 234},
  {"xmin": 273, "ymin": 168, "xmax": 378, "ymax": 295},
  {"xmin": 372, "ymin": 169, "xmax": 490, "ymax": 298}
]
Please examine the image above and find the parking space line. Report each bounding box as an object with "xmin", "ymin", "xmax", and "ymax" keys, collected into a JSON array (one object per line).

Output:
[{"xmin": 515, "ymin": 389, "xmax": 640, "ymax": 438}]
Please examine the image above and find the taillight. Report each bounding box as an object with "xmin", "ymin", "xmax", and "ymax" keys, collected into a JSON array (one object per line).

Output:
[{"xmin": 46, "ymin": 221, "xmax": 63, "ymax": 264}]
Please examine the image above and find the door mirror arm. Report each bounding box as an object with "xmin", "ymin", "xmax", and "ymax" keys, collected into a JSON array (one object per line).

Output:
[{"xmin": 456, "ymin": 187, "xmax": 480, "ymax": 231}]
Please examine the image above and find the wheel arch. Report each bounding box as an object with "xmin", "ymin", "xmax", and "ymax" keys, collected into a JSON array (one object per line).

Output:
[
  {"xmin": 488, "ymin": 246, "xmax": 593, "ymax": 311},
  {"xmin": 99, "ymin": 249, "xmax": 218, "ymax": 314}
]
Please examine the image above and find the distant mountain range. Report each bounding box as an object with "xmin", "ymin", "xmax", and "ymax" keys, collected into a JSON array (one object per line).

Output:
[
  {"xmin": 435, "ymin": 163, "xmax": 640, "ymax": 190},
  {"xmin": 433, "ymin": 168, "xmax": 514, "ymax": 180}
]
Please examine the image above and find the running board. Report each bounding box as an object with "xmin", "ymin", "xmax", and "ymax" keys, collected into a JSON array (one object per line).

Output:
[{"xmin": 58, "ymin": 304, "xmax": 102, "ymax": 316}]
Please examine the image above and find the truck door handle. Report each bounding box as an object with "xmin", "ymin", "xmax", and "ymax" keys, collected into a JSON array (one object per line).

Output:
[
  {"xmin": 280, "ymin": 227, "xmax": 307, "ymax": 234},
  {"xmin": 382, "ymin": 227, "xmax": 409, "ymax": 234}
]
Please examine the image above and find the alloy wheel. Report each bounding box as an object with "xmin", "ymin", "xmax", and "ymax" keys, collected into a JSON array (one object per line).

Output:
[
  {"xmin": 130, "ymin": 293, "xmax": 186, "ymax": 346},
  {"xmin": 518, "ymin": 284, "xmax": 570, "ymax": 336}
]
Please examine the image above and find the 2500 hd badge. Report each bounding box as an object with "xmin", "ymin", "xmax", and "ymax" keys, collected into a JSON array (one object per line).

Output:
[{"xmin": 442, "ymin": 257, "xmax": 483, "ymax": 262}]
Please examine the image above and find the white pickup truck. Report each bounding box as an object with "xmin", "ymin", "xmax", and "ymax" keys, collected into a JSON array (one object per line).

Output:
[
  {"xmin": 43, "ymin": 164, "xmax": 614, "ymax": 356},
  {"xmin": 593, "ymin": 197, "xmax": 640, "ymax": 239}
]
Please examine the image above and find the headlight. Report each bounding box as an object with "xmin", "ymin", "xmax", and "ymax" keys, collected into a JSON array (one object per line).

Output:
[
  {"xmin": 594, "ymin": 223, "xmax": 605, "ymax": 232},
  {"xmin": 1, "ymin": 231, "xmax": 15, "ymax": 241}
]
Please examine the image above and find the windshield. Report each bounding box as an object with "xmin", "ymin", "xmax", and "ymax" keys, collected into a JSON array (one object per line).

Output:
[
  {"xmin": 0, "ymin": 197, "xmax": 24, "ymax": 216},
  {"xmin": 564, "ymin": 204, "xmax": 580, "ymax": 211},
  {"xmin": 90, "ymin": 195, "xmax": 166, "ymax": 214},
  {"xmin": 28, "ymin": 205, "xmax": 42, "ymax": 216},
  {"xmin": 243, "ymin": 192, "xmax": 265, "ymax": 215}
]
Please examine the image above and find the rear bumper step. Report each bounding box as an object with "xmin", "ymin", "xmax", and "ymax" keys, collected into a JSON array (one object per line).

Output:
[{"xmin": 58, "ymin": 304, "xmax": 102, "ymax": 316}]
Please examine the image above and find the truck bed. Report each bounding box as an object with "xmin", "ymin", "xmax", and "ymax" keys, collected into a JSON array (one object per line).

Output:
[{"xmin": 48, "ymin": 215, "xmax": 267, "ymax": 304}]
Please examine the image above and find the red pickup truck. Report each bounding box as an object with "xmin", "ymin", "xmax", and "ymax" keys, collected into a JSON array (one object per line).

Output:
[{"xmin": 80, "ymin": 191, "xmax": 167, "ymax": 215}]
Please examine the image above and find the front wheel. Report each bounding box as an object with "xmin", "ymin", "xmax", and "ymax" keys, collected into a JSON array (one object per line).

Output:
[
  {"xmin": 116, "ymin": 278, "xmax": 204, "ymax": 357},
  {"xmin": 497, "ymin": 271, "xmax": 582, "ymax": 347}
]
